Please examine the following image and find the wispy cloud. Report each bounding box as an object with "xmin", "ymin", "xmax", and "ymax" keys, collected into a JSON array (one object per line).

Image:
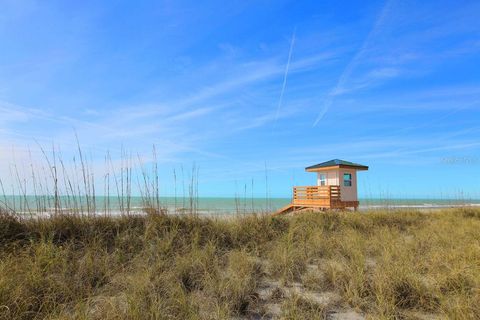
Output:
[
  {"xmin": 0, "ymin": 47, "xmax": 336, "ymax": 169},
  {"xmin": 313, "ymin": 0, "xmax": 395, "ymax": 126},
  {"xmin": 274, "ymin": 28, "xmax": 296, "ymax": 124}
]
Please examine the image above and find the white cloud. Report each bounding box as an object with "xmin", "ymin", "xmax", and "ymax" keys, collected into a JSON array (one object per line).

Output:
[{"xmin": 313, "ymin": 0, "xmax": 395, "ymax": 126}]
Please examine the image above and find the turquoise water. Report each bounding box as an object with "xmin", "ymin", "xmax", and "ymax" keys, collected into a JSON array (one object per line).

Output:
[
  {"xmin": 1, "ymin": 195, "xmax": 288, "ymax": 215},
  {"xmin": 1, "ymin": 195, "xmax": 479, "ymax": 215}
]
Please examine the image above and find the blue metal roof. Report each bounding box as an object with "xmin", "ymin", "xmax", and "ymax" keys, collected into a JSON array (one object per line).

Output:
[{"xmin": 305, "ymin": 159, "xmax": 368, "ymax": 170}]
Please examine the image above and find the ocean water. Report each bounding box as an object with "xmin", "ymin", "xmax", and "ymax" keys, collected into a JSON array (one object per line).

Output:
[{"xmin": 2, "ymin": 195, "xmax": 479, "ymax": 216}]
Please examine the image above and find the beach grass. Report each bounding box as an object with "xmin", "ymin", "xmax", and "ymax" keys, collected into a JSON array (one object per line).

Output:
[{"xmin": 1, "ymin": 207, "xmax": 479, "ymax": 319}]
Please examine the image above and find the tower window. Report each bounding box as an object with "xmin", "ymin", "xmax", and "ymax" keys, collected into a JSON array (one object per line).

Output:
[{"xmin": 319, "ymin": 174, "xmax": 326, "ymax": 186}]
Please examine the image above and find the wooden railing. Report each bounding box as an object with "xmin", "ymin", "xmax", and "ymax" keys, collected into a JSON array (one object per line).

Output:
[
  {"xmin": 273, "ymin": 185, "xmax": 359, "ymax": 214},
  {"xmin": 292, "ymin": 185, "xmax": 341, "ymax": 207}
]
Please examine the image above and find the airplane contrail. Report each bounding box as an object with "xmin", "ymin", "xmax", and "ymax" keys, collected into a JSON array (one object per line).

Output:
[
  {"xmin": 313, "ymin": 0, "xmax": 394, "ymax": 127},
  {"xmin": 274, "ymin": 28, "xmax": 296, "ymax": 124}
]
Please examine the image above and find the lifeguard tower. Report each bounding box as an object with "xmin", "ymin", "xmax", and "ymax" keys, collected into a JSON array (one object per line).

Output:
[{"xmin": 274, "ymin": 159, "xmax": 368, "ymax": 215}]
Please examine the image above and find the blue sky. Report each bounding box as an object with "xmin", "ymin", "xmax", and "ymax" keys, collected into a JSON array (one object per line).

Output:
[{"xmin": 1, "ymin": 0, "xmax": 479, "ymax": 199}]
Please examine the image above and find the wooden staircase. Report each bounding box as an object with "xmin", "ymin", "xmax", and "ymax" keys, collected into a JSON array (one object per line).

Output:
[{"xmin": 272, "ymin": 204, "xmax": 316, "ymax": 216}]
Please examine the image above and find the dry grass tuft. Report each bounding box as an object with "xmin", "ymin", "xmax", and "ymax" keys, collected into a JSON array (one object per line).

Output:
[{"xmin": 281, "ymin": 295, "xmax": 327, "ymax": 320}]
